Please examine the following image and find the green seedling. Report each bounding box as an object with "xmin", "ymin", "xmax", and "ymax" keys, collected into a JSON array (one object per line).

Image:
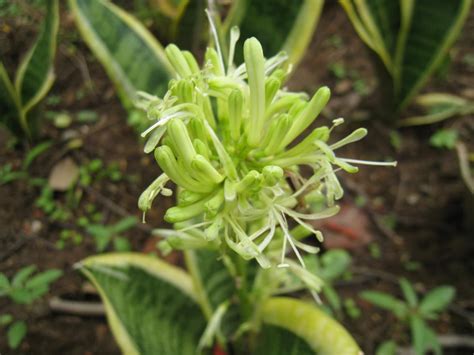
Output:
[
  {"xmin": 0, "ymin": 266, "xmax": 62, "ymax": 349},
  {"xmin": 86, "ymin": 216, "xmax": 137, "ymax": 252},
  {"xmin": 361, "ymin": 278, "xmax": 456, "ymax": 355},
  {"xmin": 430, "ymin": 129, "xmax": 458, "ymax": 149}
]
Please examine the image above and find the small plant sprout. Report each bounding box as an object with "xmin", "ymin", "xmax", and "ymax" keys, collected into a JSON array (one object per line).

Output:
[
  {"xmin": 138, "ymin": 21, "xmax": 396, "ymax": 278},
  {"xmin": 0, "ymin": 266, "xmax": 62, "ymax": 349},
  {"xmin": 362, "ymin": 278, "xmax": 456, "ymax": 355}
]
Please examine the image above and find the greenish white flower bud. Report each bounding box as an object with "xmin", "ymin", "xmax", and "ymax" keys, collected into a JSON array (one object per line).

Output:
[{"xmin": 244, "ymin": 38, "xmax": 266, "ymax": 147}]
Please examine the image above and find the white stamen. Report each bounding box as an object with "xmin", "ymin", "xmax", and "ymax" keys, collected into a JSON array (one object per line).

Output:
[
  {"xmin": 339, "ymin": 158, "xmax": 398, "ymax": 167},
  {"xmin": 205, "ymin": 9, "xmax": 225, "ymax": 74}
]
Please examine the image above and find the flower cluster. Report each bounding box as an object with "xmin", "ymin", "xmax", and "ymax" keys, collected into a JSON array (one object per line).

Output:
[{"xmin": 138, "ymin": 22, "xmax": 395, "ymax": 274}]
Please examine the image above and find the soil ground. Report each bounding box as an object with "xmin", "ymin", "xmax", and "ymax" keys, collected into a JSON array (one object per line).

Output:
[{"xmin": 1, "ymin": 2, "xmax": 473, "ymax": 354}]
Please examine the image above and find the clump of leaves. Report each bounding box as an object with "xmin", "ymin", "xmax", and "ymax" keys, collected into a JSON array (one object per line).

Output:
[
  {"xmin": 0, "ymin": 0, "xmax": 59, "ymax": 139},
  {"xmin": 0, "ymin": 266, "xmax": 62, "ymax": 349},
  {"xmin": 361, "ymin": 278, "xmax": 456, "ymax": 355},
  {"xmin": 86, "ymin": 216, "xmax": 137, "ymax": 252}
]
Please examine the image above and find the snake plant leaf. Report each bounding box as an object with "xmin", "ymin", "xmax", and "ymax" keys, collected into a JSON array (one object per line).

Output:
[
  {"xmin": 225, "ymin": 0, "xmax": 324, "ymax": 68},
  {"xmin": 149, "ymin": 0, "xmax": 190, "ymax": 19},
  {"xmin": 341, "ymin": 0, "xmax": 471, "ymax": 110},
  {"xmin": 80, "ymin": 253, "xmax": 207, "ymax": 355},
  {"xmin": 255, "ymin": 325, "xmax": 314, "ymax": 355},
  {"xmin": 339, "ymin": 0, "xmax": 399, "ymax": 72},
  {"xmin": 184, "ymin": 250, "xmax": 242, "ymax": 337},
  {"xmin": 396, "ymin": 0, "xmax": 471, "ymax": 109},
  {"xmin": 261, "ymin": 297, "xmax": 361, "ymax": 355},
  {"xmin": 14, "ymin": 0, "xmax": 59, "ymax": 116},
  {"xmin": 68, "ymin": 0, "xmax": 174, "ymax": 108},
  {"xmin": 0, "ymin": 62, "xmax": 24, "ymax": 136}
]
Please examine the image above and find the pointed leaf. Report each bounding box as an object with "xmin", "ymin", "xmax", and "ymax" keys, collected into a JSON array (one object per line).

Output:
[
  {"xmin": 341, "ymin": 0, "xmax": 472, "ymax": 109},
  {"xmin": 410, "ymin": 315, "xmax": 427, "ymax": 355},
  {"xmin": 80, "ymin": 253, "xmax": 207, "ymax": 355},
  {"xmin": 25, "ymin": 269, "xmax": 62, "ymax": 290},
  {"xmin": 375, "ymin": 340, "xmax": 397, "ymax": 355},
  {"xmin": 399, "ymin": 278, "xmax": 418, "ymax": 308},
  {"xmin": 419, "ymin": 286, "xmax": 455, "ymax": 315},
  {"xmin": 15, "ymin": 0, "xmax": 59, "ymax": 114},
  {"xmin": 423, "ymin": 326, "xmax": 442, "ymax": 355},
  {"xmin": 396, "ymin": 0, "xmax": 471, "ymax": 109},
  {"xmin": 7, "ymin": 321, "xmax": 27, "ymax": 349},
  {"xmin": 360, "ymin": 291, "xmax": 408, "ymax": 319},
  {"xmin": 261, "ymin": 297, "xmax": 361, "ymax": 355},
  {"xmin": 68, "ymin": 0, "xmax": 174, "ymax": 108},
  {"xmin": 0, "ymin": 273, "xmax": 9, "ymax": 290},
  {"xmin": 0, "ymin": 62, "xmax": 24, "ymax": 136},
  {"xmin": 12, "ymin": 265, "xmax": 37, "ymax": 288},
  {"xmin": 227, "ymin": 0, "xmax": 324, "ymax": 68}
]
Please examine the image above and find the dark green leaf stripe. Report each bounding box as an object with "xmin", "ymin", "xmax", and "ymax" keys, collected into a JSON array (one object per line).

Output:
[
  {"xmin": 343, "ymin": 0, "xmax": 471, "ymax": 110},
  {"xmin": 0, "ymin": 62, "xmax": 23, "ymax": 136},
  {"xmin": 81, "ymin": 253, "xmax": 207, "ymax": 355},
  {"xmin": 188, "ymin": 250, "xmax": 242, "ymax": 337},
  {"xmin": 15, "ymin": 0, "xmax": 59, "ymax": 111},
  {"xmin": 69, "ymin": 0, "xmax": 174, "ymax": 107},
  {"xmin": 231, "ymin": 0, "xmax": 304, "ymax": 62},
  {"xmin": 365, "ymin": 0, "xmax": 400, "ymax": 57},
  {"xmin": 255, "ymin": 325, "xmax": 314, "ymax": 355},
  {"xmin": 397, "ymin": 0, "xmax": 471, "ymax": 108}
]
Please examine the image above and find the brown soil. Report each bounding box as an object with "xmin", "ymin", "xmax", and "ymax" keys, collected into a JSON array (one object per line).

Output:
[{"xmin": 1, "ymin": 2, "xmax": 473, "ymax": 354}]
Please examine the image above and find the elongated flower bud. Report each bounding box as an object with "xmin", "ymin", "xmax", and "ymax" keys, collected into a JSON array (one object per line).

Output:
[
  {"xmin": 165, "ymin": 44, "xmax": 192, "ymax": 78},
  {"xmin": 264, "ymin": 114, "xmax": 291, "ymax": 155},
  {"xmin": 178, "ymin": 190, "xmax": 206, "ymax": 206},
  {"xmin": 235, "ymin": 170, "xmax": 262, "ymax": 193},
  {"xmin": 205, "ymin": 189, "xmax": 224, "ymax": 216},
  {"xmin": 228, "ymin": 89, "xmax": 243, "ymax": 142},
  {"xmin": 191, "ymin": 155, "xmax": 224, "ymax": 184},
  {"xmin": 283, "ymin": 86, "xmax": 330, "ymax": 147},
  {"xmin": 205, "ymin": 47, "xmax": 224, "ymax": 76},
  {"xmin": 167, "ymin": 119, "xmax": 196, "ymax": 167},
  {"xmin": 330, "ymin": 128, "xmax": 367, "ymax": 149},
  {"xmin": 182, "ymin": 50, "xmax": 200, "ymax": 74},
  {"xmin": 244, "ymin": 38, "xmax": 265, "ymax": 147},
  {"xmin": 155, "ymin": 146, "xmax": 212, "ymax": 193},
  {"xmin": 177, "ymin": 80, "xmax": 193, "ymax": 103},
  {"xmin": 278, "ymin": 126, "xmax": 330, "ymax": 158},
  {"xmin": 193, "ymin": 139, "xmax": 211, "ymax": 160},
  {"xmin": 165, "ymin": 194, "xmax": 210, "ymax": 223},
  {"xmin": 265, "ymin": 77, "xmax": 281, "ymax": 108}
]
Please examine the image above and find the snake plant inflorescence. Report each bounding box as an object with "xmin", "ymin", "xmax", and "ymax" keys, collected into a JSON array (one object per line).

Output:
[{"xmin": 138, "ymin": 15, "xmax": 396, "ymax": 292}]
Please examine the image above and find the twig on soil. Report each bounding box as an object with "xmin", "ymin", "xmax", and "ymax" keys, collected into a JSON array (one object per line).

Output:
[
  {"xmin": 0, "ymin": 235, "xmax": 33, "ymax": 263},
  {"xmin": 396, "ymin": 334, "xmax": 474, "ymax": 354},
  {"xmin": 351, "ymin": 267, "xmax": 474, "ymax": 324},
  {"xmin": 49, "ymin": 297, "xmax": 105, "ymax": 316}
]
